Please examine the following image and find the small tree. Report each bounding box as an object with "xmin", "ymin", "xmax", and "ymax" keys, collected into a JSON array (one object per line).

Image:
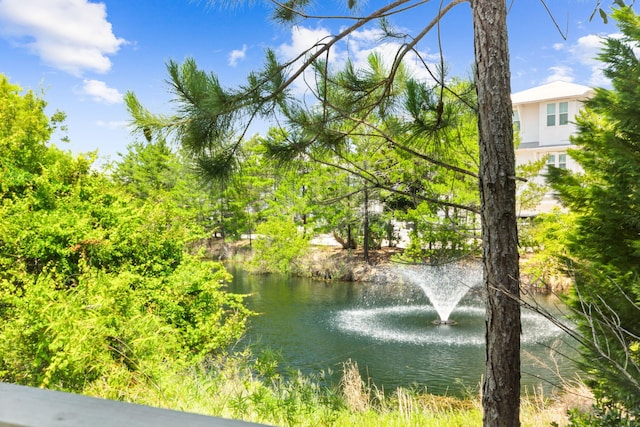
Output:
[
  {"xmin": 547, "ymin": 5, "xmax": 640, "ymax": 422},
  {"xmin": 250, "ymin": 215, "xmax": 309, "ymax": 274}
]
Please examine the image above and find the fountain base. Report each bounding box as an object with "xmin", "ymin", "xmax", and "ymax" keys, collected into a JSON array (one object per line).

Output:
[{"xmin": 432, "ymin": 319, "xmax": 458, "ymax": 326}]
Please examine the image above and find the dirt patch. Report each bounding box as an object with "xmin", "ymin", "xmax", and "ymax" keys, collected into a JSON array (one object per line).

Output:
[{"xmin": 297, "ymin": 245, "xmax": 405, "ymax": 281}]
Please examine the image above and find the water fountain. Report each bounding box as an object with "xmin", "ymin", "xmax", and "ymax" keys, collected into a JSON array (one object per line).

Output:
[
  {"xmin": 397, "ymin": 262, "xmax": 483, "ymax": 325},
  {"xmin": 334, "ymin": 261, "xmax": 564, "ymax": 347},
  {"xmin": 228, "ymin": 267, "xmax": 572, "ymax": 394}
]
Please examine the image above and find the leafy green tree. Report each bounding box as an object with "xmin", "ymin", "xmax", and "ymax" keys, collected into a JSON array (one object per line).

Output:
[
  {"xmin": 112, "ymin": 139, "xmax": 183, "ymax": 200},
  {"xmin": 0, "ymin": 76, "xmax": 99, "ymax": 283},
  {"xmin": 306, "ymin": 160, "xmax": 361, "ymax": 249},
  {"xmin": 112, "ymin": 138, "xmax": 225, "ymax": 241},
  {"xmin": 260, "ymin": 57, "xmax": 481, "ymax": 263},
  {"xmin": 217, "ymin": 131, "xmax": 313, "ymax": 242},
  {"xmin": 0, "ymin": 75, "xmax": 71, "ymax": 199},
  {"xmin": 0, "ymin": 256, "xmax": 248, "ymax": 392},
  {"xmin": 386, "ymin": 79, "xmax": 481, "ymax": 263},
  {"xmin": 547, "ymin": 5, "xmax": 640, "ymax": 422}
]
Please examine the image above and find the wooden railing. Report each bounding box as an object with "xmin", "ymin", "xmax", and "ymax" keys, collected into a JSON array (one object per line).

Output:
[{"xmin": 0, "ymin": 382, "xmax": 267, "ymax": 427}]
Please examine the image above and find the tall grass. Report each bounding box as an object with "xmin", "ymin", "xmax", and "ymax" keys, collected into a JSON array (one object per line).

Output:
[
  {"xmin": 520, "ymin": 380, "xmax": 594, "ymax": 427},
  {"xmin": 84, "ymin": 350, "xmax": 593, "ymax": 426}
]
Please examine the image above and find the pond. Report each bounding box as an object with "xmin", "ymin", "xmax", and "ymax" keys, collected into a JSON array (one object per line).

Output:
[{"xmin": 227, "ymin": 266, "xmax": 576, "ymax": 396}]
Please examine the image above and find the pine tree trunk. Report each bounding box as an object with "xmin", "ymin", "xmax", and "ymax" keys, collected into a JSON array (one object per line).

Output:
[{"xmin": 470, "ymin": 1, "xmax": 522, "ymax": 426}]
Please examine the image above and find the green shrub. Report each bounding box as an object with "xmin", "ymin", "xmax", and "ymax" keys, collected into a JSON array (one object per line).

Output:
[
  {"xmin": 0, "ymin": 256, "xmax": 251, "ymax": 393},
  {"xmin": 249, "ymin": 216, "xmax": 309, "ymax": 274}
]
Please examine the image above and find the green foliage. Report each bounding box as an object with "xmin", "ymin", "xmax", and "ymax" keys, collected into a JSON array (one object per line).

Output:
[
  {"xmin": 272, "ymin": 0, "xmax": 312, "ymax": 24},
  {"xmin": 519, "ymin": 209, "xmax": 577, "ymax": 288},
  {"xmin": 0, "ymin": 76, "xmax": 77, "ymax": 205},
  {"xmin": 265, "ymin": 62, "xmax": 481, "ymax": 260},
  {"xmin": 111, "ymin": 138, "xmax": 228, "ymax": 239},
  {"xmin": 124, "ymin": 53, "xmax": 289, "ymax": 184},
  {"xmin": 300, "ymin": 160, "xmax": 361, "ymax": 249},
  {"xmin": 0, "ymin": 169, "xmax": 200, "ymax": 282},
  {"xmin": 546, "ymin": 5, "xmax": 640, "ymax": 421},
  {"xmin": 125, "ymin": 349, "xmax": 485, "ymax": 427},
  {"xmin": 249, "ymin": 216, "xmax": 309, "ymax": 274},
  {"xmin": 0, "ymin": 256, "xmax": 249, "ymax": 392},
  {"xmin": 0, "ymin": 74, "xmax": 252, "ymax": 397},
  {"xmin": 384, "ymin": 79, "xmax": 481, "ymax": 262},
  {"xmin": 112, "ymin": 139, "xmax": 183, "ymax": 200},
  {"xmin": 396, "ymin": 204, "xmax": 479, "ymax": 264},
  {"xmin": 128, "ymin": 48, "xmax": 485, "ymax": 262},
  {"xmin": 568, "ymin": 401, "xmax": 638, "ymax": 427},
  {"xmin": 0, "ymin": 75, "xmax": 51, "ymax": 177}
]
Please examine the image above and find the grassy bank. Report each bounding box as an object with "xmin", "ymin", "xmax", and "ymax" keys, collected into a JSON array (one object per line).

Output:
[{"xmin": 84, "ymin": 351, "xmax": 592, "ymax": 427}]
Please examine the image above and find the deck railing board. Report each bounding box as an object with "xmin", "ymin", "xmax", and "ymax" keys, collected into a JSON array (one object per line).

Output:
[{"xmin": 0, "ymin": 382, "xmax": 267, "ymax": 427}]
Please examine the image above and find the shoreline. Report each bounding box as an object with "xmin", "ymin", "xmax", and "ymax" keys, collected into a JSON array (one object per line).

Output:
[{"xmin": 198, "ymin": 237, "xmax": 571, "ymax": 294}]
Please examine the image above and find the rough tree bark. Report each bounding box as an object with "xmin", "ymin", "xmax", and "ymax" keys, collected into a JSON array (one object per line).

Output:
[{"xmin": 470, "ymin": 1, "xmax": 522, "ymax": 426}]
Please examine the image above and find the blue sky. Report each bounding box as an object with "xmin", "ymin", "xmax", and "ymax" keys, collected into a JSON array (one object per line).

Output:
[{"xmin": 0, "ymin": 0, "xmax": 619, "ymax": 166}]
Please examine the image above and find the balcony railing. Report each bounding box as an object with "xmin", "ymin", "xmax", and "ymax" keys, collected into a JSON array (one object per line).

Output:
[{"xmin": 0, "ymin": 382, "xmax": 267, "ymax": 427}]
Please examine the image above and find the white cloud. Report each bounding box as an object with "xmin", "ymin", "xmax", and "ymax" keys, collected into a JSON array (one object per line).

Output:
[
  {"xmin": 543, "ymin": 33, "xmax": 614, "ymax": 87},
  {"xmin": 570, "ymin": 34, "xmax": 606, "ymax": 66},
  {"xmin": 543, "ymin": 65, "xmax": 574, "ymax": 84},
  {"xmin": 228, "ymin": 44, "xmax": 247, "ymax": 67},
  {"xmin": 0, "ymin": 0, "xmax": 126, "ymax": 75},
  {"xmin": 588, "ymin": 69, "xmax": 609, "ymax": 87},
  {"xmin": 96, "ymin": 120, "xmax": 128, "ymax": 130},
  {"xmin": 345, "ymin": 36, "xmax": 439, "ymax": 83},
  {"xmin": 276, "ymin": 26, "xmax": 338, "ymax": 95},
  {"xmin": 571, "ymin": 33, "xmax": 611, "ymax": 87},
  {"xmin": 80, "ymin": 79, "xmax": 123, "ymax": 104},
  {"xmin": 278, "ymin": 26, "xmax": 336, "ymax": 63},
  {"xmin": 276, "ymin": 25, "xmax": 438, "ymax": 95}
]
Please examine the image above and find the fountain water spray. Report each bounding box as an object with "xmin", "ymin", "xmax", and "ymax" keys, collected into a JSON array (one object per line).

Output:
[{"xmin": 398, "ymin": 262, "xmax": 482, "ymax": 325}]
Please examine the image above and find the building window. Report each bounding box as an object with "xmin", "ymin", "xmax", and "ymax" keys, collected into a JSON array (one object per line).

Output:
[
  {"xmin": 513, "ymin": 110, "xmax": 520, "ymax": 131},
  {"xmin": 558, "ymin": 153, "xmax": 567, "ymax": 168},
  {"xmin": 547, "ymin": 154, "xmax": 556, "ymax": 167},
  {"xmin": 559, "ymin": 102, "xmax": 569, "ymax": 125},
  {"xmin": 546, "ymin": 153, "xmax": 568, "ymax": 169},
  {"xmin": 547, "ymin": 102, "xmax": 569, "ymax": 126},
  {"xmin": 546, "ymin": 103, "xmax": 556, "ymax": 126}
]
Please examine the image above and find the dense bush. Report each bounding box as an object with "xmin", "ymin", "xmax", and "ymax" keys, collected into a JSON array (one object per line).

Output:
[
  {"xmin": 249, "ymin": 215, "xmax": 310, "ymax": 274},
  {"xmin": 0, "ymin": 256, "xmax": 249, "ymax": 391},
  {"xmin": 0, "ymin": 74, "xmax": 252, "ymax": 396}
]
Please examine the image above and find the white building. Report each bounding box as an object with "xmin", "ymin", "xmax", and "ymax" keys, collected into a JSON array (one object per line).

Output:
[{"xmin": 512, "ymin": 81, "xmax": 594, "ymax": 216}]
